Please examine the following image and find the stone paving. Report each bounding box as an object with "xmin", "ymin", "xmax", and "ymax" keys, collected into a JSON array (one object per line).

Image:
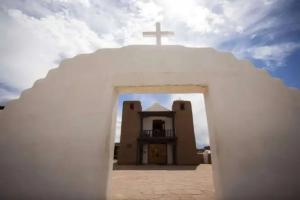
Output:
[{"xmin": 111, "ymin": 164, "xmax": 215, "ymax": 200}]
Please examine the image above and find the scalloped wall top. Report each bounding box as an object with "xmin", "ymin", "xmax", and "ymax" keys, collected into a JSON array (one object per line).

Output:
[{"xmin": 0, "ymin": 45, "xmax": 299, "ymax": 199}]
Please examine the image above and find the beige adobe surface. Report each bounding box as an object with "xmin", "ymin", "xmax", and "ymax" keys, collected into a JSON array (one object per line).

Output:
[
  {"xmin": 0, "ymin": 45, "xmax": 299, "ymax": 199},
  {"xmin": 111, "ymin": 164, "xmax": 215, "ymax": 200}
]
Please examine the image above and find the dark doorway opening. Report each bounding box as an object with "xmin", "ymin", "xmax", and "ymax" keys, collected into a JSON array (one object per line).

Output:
[{"xmin": 152, "ymin": 120, "xmax": 165, "ymax": 137}]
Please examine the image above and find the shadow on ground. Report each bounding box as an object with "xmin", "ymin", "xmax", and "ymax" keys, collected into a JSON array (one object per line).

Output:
[{"xmin": 113, "ymin": 162, "xmax": 199, "ymax": 170}]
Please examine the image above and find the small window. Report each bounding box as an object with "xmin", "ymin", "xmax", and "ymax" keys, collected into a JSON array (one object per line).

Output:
[
  {"xmin": 130, "ymin": 103, "xmax": 134, "ymax": 110},
  {"xmin": 180, "ymin": 103, "xmax": 185, "ymax": 110}
]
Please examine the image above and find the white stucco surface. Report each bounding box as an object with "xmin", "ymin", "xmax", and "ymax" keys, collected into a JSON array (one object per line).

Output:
[
  {"xmin": 0, "ymin": 45, "xmax": 299, "ymax": 199},
  {"xmin": 142, "ymin": 144, "xmax": 148, "ymax": 164}
]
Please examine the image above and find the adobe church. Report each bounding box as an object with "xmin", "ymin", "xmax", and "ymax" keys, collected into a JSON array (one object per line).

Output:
[
  {"xmin": 0, "ymin": 23, "xmax": 299, "ymax": 199},
  {"xmin": 118, "ymin": 101, "xmax": 202, "ymax": 165}
]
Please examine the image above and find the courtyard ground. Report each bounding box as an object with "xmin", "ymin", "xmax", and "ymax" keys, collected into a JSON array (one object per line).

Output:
[{"xmin": 111, "ymin": 164, "xmax": 215, "ymax": 200}]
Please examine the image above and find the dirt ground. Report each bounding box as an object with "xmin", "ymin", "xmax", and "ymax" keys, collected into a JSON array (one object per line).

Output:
[{"xmin": 111, "ymin": 164, "xmax": 215, "ymax": 200}]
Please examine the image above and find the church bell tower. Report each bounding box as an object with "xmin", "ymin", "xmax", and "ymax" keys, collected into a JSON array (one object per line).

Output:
[
  {"xmin": 118, "ymin": 101, "xmax": 142, "ymax": 164},
  {"xmin": 172, "ymin": 100, "xmax": 200, "ymax": 164}
]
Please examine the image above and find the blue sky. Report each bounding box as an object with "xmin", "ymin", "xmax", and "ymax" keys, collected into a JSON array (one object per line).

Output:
[{"xmin": 0, "ymin": 0, "xmax": 299, "ymax": 147}]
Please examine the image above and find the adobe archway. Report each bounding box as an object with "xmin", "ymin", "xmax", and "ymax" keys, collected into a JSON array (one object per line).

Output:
[{"xmin": 0, "ymin": 45, "xmax": 299, "ymax": 199}]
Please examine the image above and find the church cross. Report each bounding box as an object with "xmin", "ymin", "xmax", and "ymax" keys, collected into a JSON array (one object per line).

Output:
[{"xmin": 143, "ymin": 22, "xmax": 174, "ymax": 45}]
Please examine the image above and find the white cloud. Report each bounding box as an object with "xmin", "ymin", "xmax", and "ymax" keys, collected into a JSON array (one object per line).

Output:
[
  {"xmin": 0, "ymin": 88, "xmax": 19, "ymax": 105},
  {"xmin": 247, "ymin": 43, "xmax": 300, "ymax": 69},
  {"xmin": 0, "ymin": 8, "xmax": 117, "ymax": 92},
  {"xmin": 49, "ymin": 0, "xmax": 91, "ymax": 7},
  {"xmin": 0, "ymin": 0, "xmax": 298, "ymax": 103},
  {"xmin": 114, "ymin": 114, "xmax": 122, "ymax": 143},
  {"xmin": 158, "ymin": 0, "xmax": 225, "ymax": 34}
]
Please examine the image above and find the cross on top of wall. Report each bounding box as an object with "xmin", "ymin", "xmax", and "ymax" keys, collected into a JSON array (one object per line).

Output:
[{"xmin": 143, "ymin": 22, "xmax": 174, "ymax": 45}]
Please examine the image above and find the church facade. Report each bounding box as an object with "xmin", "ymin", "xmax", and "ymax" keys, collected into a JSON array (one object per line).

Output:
[{"xmin": 118, "ymin": 100, "xmax": 202, "ymax": 165}]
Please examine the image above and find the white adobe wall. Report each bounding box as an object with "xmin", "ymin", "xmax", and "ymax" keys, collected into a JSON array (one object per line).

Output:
[
  {"xmin": 142, "ymin": 144, "xmax": 148, "ymax": 164},
  {"xmin": 0, "ymin": 45, "xmax": 299, "ymax": 199}
]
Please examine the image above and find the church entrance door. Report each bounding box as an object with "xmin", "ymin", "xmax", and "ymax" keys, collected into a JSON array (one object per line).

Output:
[{"xmin": 148, "ymin": 144, "xmax": 167, "ymax": 164}]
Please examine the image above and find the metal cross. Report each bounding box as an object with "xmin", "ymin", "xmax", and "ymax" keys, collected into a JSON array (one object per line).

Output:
[{"xmin": 143, "ymin": 22, "xmax": 174, "ymax": 45}]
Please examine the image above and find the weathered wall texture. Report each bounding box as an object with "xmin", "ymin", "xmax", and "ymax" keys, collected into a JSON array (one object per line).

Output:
[
  {"xmin": 118, "ymin": 101, "xmax": 141, "ymax": 164},
  {"xmin": 172, "ymin": 100, "xmax": 201, "ymax": 165},
  {"xmin": 0, "ymin": 45, "xmax": 299, "ymax": 199}
]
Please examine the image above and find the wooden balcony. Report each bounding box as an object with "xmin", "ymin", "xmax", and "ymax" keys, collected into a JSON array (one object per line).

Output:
[{"xmin": 139, "ymin": 129, "xmax": 176, "ymax": 140}]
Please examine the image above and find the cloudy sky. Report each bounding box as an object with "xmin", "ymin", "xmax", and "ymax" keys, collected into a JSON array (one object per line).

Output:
[{"xmin": 1, "ymin": 0, "xmax": 299, "ymax": 147}]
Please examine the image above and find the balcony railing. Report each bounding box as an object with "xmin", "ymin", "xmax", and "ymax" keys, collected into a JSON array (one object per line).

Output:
[{"xmin": 140, "ymin": 129, "xmax": 175, "ymax": 138}]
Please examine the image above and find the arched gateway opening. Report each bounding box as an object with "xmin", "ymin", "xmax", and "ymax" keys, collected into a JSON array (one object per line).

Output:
[
  {"xmin": 0, "ymin": 46, "xmax": 299, "ymax": 199},
  {"xmin": 109, "ymin": 87, "xmax": 215, "ymax": 199}
]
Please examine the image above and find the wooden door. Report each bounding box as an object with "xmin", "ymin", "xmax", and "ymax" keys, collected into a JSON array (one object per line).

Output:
[{"xmin": 148, "ymin": 144, "xmax": 167, "ymax": 164}]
